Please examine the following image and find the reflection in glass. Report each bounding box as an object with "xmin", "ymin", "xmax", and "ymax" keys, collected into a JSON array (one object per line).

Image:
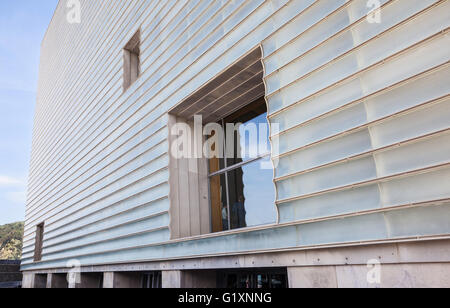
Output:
[
  {"xmin": 227, "ymin": 160, "xmax": 276, "ymax": 229},
  {"xmin": 208, "ymin": 97, "xmax": 276, "ymax": 233},
  {"xmin": 209, "ymin": 173, "xmax": 229, "ymax": 232}
]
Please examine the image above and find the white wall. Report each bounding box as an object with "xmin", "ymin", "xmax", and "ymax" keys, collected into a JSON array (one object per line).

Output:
[{"xmin": 22, "ymin": 0, "xmax": 450, "ymax": 271}]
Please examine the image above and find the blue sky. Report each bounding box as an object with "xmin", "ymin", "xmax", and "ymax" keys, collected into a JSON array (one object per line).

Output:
[{"xmin": 0, "ymin": 0, "xmax": 58, "ymax": 225}]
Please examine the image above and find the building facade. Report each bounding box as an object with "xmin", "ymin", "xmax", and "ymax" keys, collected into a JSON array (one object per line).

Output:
[{"xmin": 22, "ymin": 0, "xmax": 450, "ymax": 288}]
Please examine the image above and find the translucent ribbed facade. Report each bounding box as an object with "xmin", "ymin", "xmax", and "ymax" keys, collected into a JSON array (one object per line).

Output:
[{"xmin": 22, "ymin": 0, "xmax": 450, "ymax": 272}]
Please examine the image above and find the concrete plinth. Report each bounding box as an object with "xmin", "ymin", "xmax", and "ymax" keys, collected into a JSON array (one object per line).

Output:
[
  {"xmin": 288, "ymin": 263, "xmax": 450, "ymax": 288},
  {"xmin": 22, "ymin": 239, "xmax": 450, "ymax": 288}
]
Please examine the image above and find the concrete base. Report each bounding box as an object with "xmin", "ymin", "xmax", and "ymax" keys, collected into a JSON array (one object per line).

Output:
[
  {"xmin": 22, "ymin": 239, "xmax": 450, "ymax": 288},
  {"xmin": 288, "ymin": 263, "xmax": 450, "ymax": 288}
]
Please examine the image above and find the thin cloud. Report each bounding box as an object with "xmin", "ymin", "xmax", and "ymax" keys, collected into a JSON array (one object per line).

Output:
[{"xmin": 0, "ymin": 175, "xmax": 23, "ymax": 186}]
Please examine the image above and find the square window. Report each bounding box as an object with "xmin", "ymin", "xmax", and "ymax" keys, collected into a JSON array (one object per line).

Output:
[
  {"xmin": 123, "ymin": 30, "xmax": 140, "ymax": 90},
  {"xmin": 33, "ymin": 223, "xmax": 44, "ymax": 262}
]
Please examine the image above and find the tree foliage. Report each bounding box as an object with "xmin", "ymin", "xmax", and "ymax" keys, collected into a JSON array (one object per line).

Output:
[{"xmin": 0, "ymin": 222, "xmax": 24, "ymax": 260}]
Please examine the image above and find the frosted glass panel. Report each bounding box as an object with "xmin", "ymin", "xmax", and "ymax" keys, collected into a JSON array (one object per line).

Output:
[
  {"xmin": 45, "ymin": 198, "xmax": 170, "ymax": 247},
  {"xmin": 268, "ymin": 33, "xmax": 450, "ymax": 114},
  {"xmin": 350, "ymin": 0, "xmax": 448, "ymax": 68},
  {"xmin": 380, "ymin": 168, "xmax": 450, "ymax": 206},
  {"xmin": 44, "ymin": 214, "xmax": 170, "ymax": 255},
  {"xmin": 266, "ymin": 51, "xmax": 360, "ymax": 96},
  {"xmin": 47, "ymin": 177, "xmax": 170, "ymax": 233},
  {"xmin": 266, "ymin": 0, "xmax": 445, "ymax": 94},
  {"xmin": 263, "ymin": 0, "xmax": 347, "ymax": 69},
  {"xmin": 262, "ymin": 0, "xmax": 316, "ymax": 56},
  {"xmin": 385, "ymin": 204, "xmax": 450, "ymax": 238},
  {"xmin": 42, "ymin": 229, "xmax": 171, "ymax": 262},
  {"xmin": 297, "ymin": 213, "xmax": 388, "ymax": 246},
  {"xmin": 365, "ymin": 66, "xmax": 450, "ymax": 122},
  {"xmin": 279, "ymin": 184, "xmax": 381, "ymax": 223},
  {"xmin": 278, "ymin": 103, "xmax": 367, "ymax": 155},
  {"xmin": 271, "ymin": 65, "xmax": 450, "ymax": 135},
  {"xmin": 270, "ymin": 78, "xmax": 364, "ymax": 132},
  {"xmin": 276, "ymin": 129, "xmax": 372, "ymax": 178},
  {"xmin": 374, "ymin": 132, "xmax": 450, "ymax": 177},
  {"xmin": 277, "ymin": 156, "xmax": 377, "ymax": 201},
  {"xmin": 370, "ymin": 99, "xmax": 450, "ymax": 149},
  {"xmin": 348, "ymin": 0, "xmax": 441, "ymax": 45},
  {"xmin": 359, "ymin": 34, "xmax": 450, "ymax": 94}
]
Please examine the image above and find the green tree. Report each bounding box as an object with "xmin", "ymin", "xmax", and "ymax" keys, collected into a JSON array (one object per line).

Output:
[{"xmin": 0, "ymin": 222, "xmax": 24, "ymax": 260}]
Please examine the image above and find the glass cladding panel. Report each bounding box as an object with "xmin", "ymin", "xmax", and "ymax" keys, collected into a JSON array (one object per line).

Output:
[
  {"xmin": 360, "ymin": 34, "xmax": 450, "ymax": 93},
  {"xmin": 365, "ymin": 66, "xmax": 450, "ymax": 122},
  {"xmin": 279, "ymin": 184, "xmax": 381, "ymax": 223},
  {"xmin": 380, "ymin": 168, "xmax": 450, "ymax": 206},
  {"xmin": 226, "ymin": 158, "xmax": 276, "ymax": 229},
  {"xmin": 269, "ymin": 0, "xmax": 446, "ymax": 94},
  {"xmin": 47, "ymin": 182, "xmax": 170, "ymax": 234},
  {"xmin": 262, "ymin": 0, "xmax": 316, "ymax": 56},
  {"xmin": 370, "ymin": 99, "xmax": 450, "ymax": 149},
  {"xmin": 385, "ymin": 204, "xmax": 450, "ymax": 238},
  {"xmin": 275, "ymin": 129, "xmax": 372, "ymax": 178},
  {"xmin": 297, "ymin": 213, "xmax": 388, "ymax": 246},
  {"xmin": 44, "ymin": 215, "xmax": 170, "ymax": 255},
  {"xmin": 278, "ymin": 103, "xmax": 368, "ymax": 155},
  {"xmin": 348, "ymin": 0, "xmax": 440, "ymax": 45},
  {"xmin": 263, "ymin": 0, "xmax": 350, "ymax": 73},
  {"xmin": 352, "ymin": 2, "xmax": 448, "ymax": 69},
  {"xmin": 267, "ymin": 33, "xmax": 450, "ymax": 115},
  {"xmin": 277, "ymin": 156, "xmax": 377, "ymax": 201},
  {"xmin": 267, "ymin": 52, "xmax": 360, "ymax": 96},
  {"xmin": 44, "ymin": 199, "xmax": 170, "ymax": 247},
  {"xmin": 270, "ymin": 78, "xmax": 364, "ymax": 131},
  {"xmin": 42, "ymin": 229, "xmax": 171, "ymax": 262},
  {"xmin": 374, "ymin": 132, "xmax": 450, "ymax": 178},
  {"xmin": 267, "ymin": 30, "xmax": 355, "ymax": 92}
]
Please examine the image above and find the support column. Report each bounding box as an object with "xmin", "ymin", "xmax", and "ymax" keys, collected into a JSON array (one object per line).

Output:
[
  {"xmin": 103, "ymin": 272, "xmax": 142, "ymax": 288},
  {"xmin": 22, "ymin": 273, "xmax": 47, "ymax": 289},
  {"xmin": 103, "ymin": 272, "xmax": 114, "ymax": 289},
  {"xmin": 22, "ymin": 273, "xmax": 35, "ymax": 289},
  {"xmin": 47, "ymin": 273, "xmax": 68, "ymax": 288},
  {"xmin": 162, "ymin": 270, "xmax": 217, "ymax": 288},
  {"xmin": 162, "ymin": 271, "xmax": 182, "ymax": 288}
]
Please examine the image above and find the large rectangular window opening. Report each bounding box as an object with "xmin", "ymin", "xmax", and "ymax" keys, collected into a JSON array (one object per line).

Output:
[
  {"xmin": 123, "ymin": 30, "xmax": 140, "ymax": 90},
  {"xmin": 168, "ymin": 47, "xmax": 274, "ymax": 238},
  {"xmin": 33, "ymin": 222, "xmax": 44, "ymax": 262},
  {"xmin": 208, "ymin": 97, "xmax": 276, "ymax": 233}
]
